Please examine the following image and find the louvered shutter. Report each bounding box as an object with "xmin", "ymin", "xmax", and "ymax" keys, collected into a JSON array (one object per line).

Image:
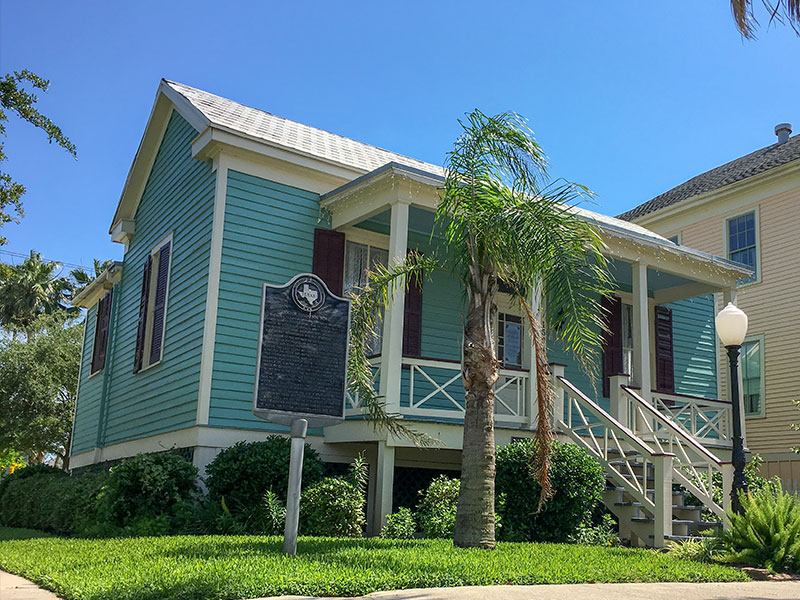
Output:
[
  {"xmin": 654, "ymin": 305, "xmax": 675, "ymax": 393},
  {"xmin": 133, "ymin": 255, "xmax": 153, "ymax": 373},
  {"xmin": 149, "ymin": 242, "xmax": 171, "ymax": 365},
  {"xmin": 402, "ymin": 261, "xmax": 423, "ymax": 357},
  {"xmin": 601, "ymin": 295, "xmax": 623, "ymax": 398},
  {"xmin": 90, "ymin": 290, "xmax": 113, "ymax": 374},
  {"xmin": 312, "ymin": 228, "xmax": 345, "ymax": 296}
]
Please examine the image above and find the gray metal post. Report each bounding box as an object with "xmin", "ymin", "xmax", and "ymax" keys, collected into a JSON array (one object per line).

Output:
[{"xmin": 283, "ymin": 418, "xmax": 308, "ymax": 555}]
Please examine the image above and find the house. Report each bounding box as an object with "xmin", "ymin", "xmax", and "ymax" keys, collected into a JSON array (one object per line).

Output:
[
  {"xmin": 71, "ymin": 80, "xmax": 750, "ymax": 544},
  {"xmin": 618, "ymin": 123, "xmax": 800, "ymax": 493}
]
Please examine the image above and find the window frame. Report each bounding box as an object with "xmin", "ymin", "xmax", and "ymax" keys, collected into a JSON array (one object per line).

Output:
[
  {"xmin": 136, "ymin": 233, "xmax": 173, "ymax": 373},
  {"xmin": 667, "ymin": 232, "xmax": 681, "ymax": 245},
  {"xmin": 741, "ymin": 333, "xmax": 766, "ymax": 419},
  {"xmin": 724, "ymin": 208, "xmax": 761, "ymax": 287},
  {"xmin": 89, "ymin": 290, "xmax": 113, "ymax": 377}
]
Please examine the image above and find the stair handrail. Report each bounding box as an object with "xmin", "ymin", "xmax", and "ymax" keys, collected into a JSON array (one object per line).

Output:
[
  {"xmin": 557, "ymin": 377, "xmax": 666, "ymax": 459},
  {"xmin": 620, "ymin": 384, "xmax": 732, "ymax": 519},
  {"xmin": 555, "ymin": 375, "xmax": 674, "ymax": 516}
]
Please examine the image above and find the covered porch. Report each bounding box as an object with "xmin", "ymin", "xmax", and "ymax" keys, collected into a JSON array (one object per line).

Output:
[{"xmin": 318, "ymin": 162, "xmax": 751, "ymax": 533}]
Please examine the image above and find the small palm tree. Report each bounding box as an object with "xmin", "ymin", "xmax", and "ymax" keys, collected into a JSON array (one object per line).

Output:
[
  {"xmin": 0, "ymin": 250, "xmax": 76, "ymax": 336},
  {"xmin": 730, "ymin": 0, "xmax": 800, "ymax": 38},
  {"xmin": 348, "ymin": 110, "xmax": 611, "ymax": 549}
]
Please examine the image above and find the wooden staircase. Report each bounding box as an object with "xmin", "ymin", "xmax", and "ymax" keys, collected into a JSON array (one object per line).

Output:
[{"xmin": 550, "ymin": 365, "xmax": 733, "ymax": 548}]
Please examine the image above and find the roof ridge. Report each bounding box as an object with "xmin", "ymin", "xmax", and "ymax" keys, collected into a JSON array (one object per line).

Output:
[
  {"xmin": 162, "ymin": 79, "xmax": 443, "ymax": 174},
  {"xmin": 618, "ymin": 132, "xmax": 800, "ymax": 221}
]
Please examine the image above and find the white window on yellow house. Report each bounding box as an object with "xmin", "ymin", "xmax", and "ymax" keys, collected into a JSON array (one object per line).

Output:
[{"xmin": 741, "ymin": 337, "xmax": 764, "ymax": 417}]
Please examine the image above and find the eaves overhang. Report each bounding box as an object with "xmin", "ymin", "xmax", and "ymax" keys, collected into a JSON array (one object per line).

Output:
[{"xmin": 71, "ymin": 262, "xmax": 124, "ymax": 309}]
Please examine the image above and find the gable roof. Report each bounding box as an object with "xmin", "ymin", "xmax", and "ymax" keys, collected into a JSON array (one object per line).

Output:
[
  {"xmin": 163, "ymin": 80, "xmax": 444, "ymax": 176},
  {"xmin": 617, "ymin": 133, "xmax": 800, "ymax": 222}
]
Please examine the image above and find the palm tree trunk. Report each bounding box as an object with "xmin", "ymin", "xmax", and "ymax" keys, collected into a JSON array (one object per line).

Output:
[{"xmin": 454, "ymin": 274, "xmax": 499, "ymax": 549}]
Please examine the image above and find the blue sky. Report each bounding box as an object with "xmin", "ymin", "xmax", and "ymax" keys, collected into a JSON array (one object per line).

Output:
[{"xmin": 0, "ymin": 1, "xmax": 798, "ymax": 271}]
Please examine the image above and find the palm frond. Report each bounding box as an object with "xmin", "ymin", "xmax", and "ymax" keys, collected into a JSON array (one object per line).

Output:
[{"xmin": 347, "ymin": 251, "xmax": 442, "ymax": 447}]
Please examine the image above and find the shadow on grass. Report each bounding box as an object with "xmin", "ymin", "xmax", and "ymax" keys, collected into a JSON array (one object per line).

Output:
[{"xmin": 0, "ymin": 527, "xmax": 54, "ymax": 541}]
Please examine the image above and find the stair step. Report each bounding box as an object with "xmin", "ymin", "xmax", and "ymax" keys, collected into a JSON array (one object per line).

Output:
[
  {"xmin": 631, "ymin": 517, "xmax": 722, "ymax": 527},
  {"xmin": 615, "ymin": 502, "xmax": 703, "ymax": 511},
  {"xmin": 649, "ymin": 534, "xmax": 714, "ymax": 542}
]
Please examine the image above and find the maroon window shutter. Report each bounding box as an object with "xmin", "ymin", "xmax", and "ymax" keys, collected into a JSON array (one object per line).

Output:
[
  {"xmin": 601, "ymin": 295, "xmax": 623, "ymax": 398},
  {"xmin": 149, "ymin": 242, "xmax": 171, "ymax": 365},
  {"xmin": 654, "ymin": 305, "xmax": 675, "ymax": 393},
  {"xmin": 402, "ymin": 262, "xmax": 423, "ymax": 357},
  {"xmin": 133, "ymin": 255, "xmax": 153, "ymax": 373},
  {"xmin": 312, "ymin": 228, "xmax": 345, "ymax": 296},
  {"xmin": 90, "ymin": 290, "xmax": 113, "ymax": 374}
]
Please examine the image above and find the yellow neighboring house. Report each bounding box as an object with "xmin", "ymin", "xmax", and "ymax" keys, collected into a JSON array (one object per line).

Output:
[{"xmin": 619, "ymin": 123, "xmax": 800, "ymax": 492}]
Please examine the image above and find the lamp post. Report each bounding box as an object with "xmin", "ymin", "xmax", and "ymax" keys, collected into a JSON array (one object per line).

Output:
[{"xmin": 715, "ymin": 302, "xmax": 749, "ymax": 514}]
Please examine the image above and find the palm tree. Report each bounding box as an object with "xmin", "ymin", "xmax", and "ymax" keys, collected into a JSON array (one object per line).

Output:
[
  {"xmin": 348, "ymin": 110, "xmax": 611, "ymax": 549},
  {"xmin": 0, "ymin": 250, "xmax": 76, "ymax": 336},
  {"xmin": 730, "ymin": 0, "xmax": 800, "ymax": 38},
  {"xmin": 70, "ymin": 258, "xmax": 113, "ymax": 296}
]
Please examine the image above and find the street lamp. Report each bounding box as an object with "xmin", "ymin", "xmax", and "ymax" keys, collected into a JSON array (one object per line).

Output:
[{"xmin": 715, "ymin": 302, "xmax": 749, "ymax": 514}]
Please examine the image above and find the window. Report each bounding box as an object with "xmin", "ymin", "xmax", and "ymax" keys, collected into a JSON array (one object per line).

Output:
[
  {"xmin": 621, "ymin": 303, "xmax": 634, "ymax": 379},
  {"xmin": 727, "ymin": 212, "xmax": 758, "ymax": 283},
  {"xmin": 134, "ymin": 238, "xmax": 172, "ymax": 372},
  {"xmin": 344, "ymin": 241, "xmax": 388, "ymax": 355},
  {"xmin": 90, "ymin": 290, "xmax": 113, "ymax": 375},
  {"xmin": 667, "ymin": 233, "xmax": 681, "ymax": 245},
  {"xmin": 498, "ymin": 313, "xmax": 522, "ymax": 368},
  {"xmin": 741, "ymin": 337, "xmax": 764, "ymax": 417}
]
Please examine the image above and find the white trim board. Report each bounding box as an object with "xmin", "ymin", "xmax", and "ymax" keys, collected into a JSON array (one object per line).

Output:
[{"xmin": 197, "ymin": 158, "xmax": 228, "ymax": 425}]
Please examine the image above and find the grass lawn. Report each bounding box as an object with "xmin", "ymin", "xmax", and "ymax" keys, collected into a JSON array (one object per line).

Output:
[{"xmin": 0, "ymin": 527, "xmax": 748, "ymax": 600}]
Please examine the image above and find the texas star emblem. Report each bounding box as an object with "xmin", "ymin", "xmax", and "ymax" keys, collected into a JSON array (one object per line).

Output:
[{"xmin": 291, "ymin": 277, "xmax": 325, "ymax": 312}]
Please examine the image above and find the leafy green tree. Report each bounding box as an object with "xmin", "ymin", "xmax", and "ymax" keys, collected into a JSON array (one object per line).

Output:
[
  {"xmin": 0, "ymin": 70, "xmax": 76, "ymax": 244},
  {"xmin": 348, "ymin": 110, "xmax": 610, "ymax": 548},
  {"xmin": 0, "ymin": 311, "xmax": 81, "ymax": 468},
  {"xmin": 730, "ymin": 1, "xmax": 800, "ymax": 38},
  {"xmin": 0, "ymin": 250, "xmax": 76, "ymax": 336}
]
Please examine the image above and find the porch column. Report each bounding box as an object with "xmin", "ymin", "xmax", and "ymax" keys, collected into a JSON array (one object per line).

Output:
[
  {"xmin": 370, "ymin": 441, "xmax": 395, "ymax": 535},
  {"xmin": 378, "ymin": 200, "xmax": 410, "ymax": 414},
  {"xmin": 722, "ymin": 287, "xmax": 747, "ymax": 446},
  {"xmin": 632, "ymin": 261, "xmax": 652, "ymax": 404}
]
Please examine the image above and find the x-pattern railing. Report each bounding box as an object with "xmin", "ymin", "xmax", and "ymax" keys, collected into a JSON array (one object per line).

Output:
[
  {"xmin": 653, "ymin": 393, "xmax": 731, "ymax": 442},
  {"xmin": 622, "ymin": 386, "xmax": 731, "ymax": 519},
  {"xmin": 345, "ymin": 357, "xmax": 381, "ymax": 411},
  {"xmin": 401, "ymin": 357, "xmax": 528, "ymax": 423}
]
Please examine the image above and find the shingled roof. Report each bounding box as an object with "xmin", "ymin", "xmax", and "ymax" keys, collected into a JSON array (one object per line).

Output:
[
  {"xmin": 164, "ymin": 80, "xmax": 444, "ymax": 176},
  {"xmin": 617, "ymin": 133, "xmax": 800, "ymax": 222}
]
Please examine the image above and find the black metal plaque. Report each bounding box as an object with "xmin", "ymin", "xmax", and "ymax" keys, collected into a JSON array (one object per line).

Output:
[{"xmin": 253, "ymin": 273, "xmax": 350, "ymax": 427}]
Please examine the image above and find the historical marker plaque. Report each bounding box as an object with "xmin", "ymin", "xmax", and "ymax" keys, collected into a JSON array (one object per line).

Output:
[{"xmin": 253, "ymin": 273, "xmax": 350, "ymax": 428}]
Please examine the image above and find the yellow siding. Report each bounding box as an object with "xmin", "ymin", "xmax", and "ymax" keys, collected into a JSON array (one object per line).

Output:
[{"xmin": 654, "ymin": 186, "xmax": 800, "ymax": 457}]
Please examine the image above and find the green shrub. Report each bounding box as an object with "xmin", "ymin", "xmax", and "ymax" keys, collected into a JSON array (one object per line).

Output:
[
  {"xmin": 204, "ymin": 437, "xmax": 323, "ymax": 523},
  {"xmin": 0, "ymin": 463, "xmax": 66, "ymax": 501},
  {"xmin": 723, "ymin": 482, "xmax": 800, "ymax": 572},
  {"xmin": 495, "ymin": 439, "xmax": 604, "ymax": 542},
  {"xmin": 99, "ymin": 452, "xmax": 199, "ymax": 531},
  {"xmin": 381, "ymin": 507, "xmax": 416, "ymax": 539},
  {"xmin": 417, "ymin": 475, "xmax": 460, "ymax": 539},
  {"xmin": 569, "ymin": 513, "xmax": 621, "ymax": 547},
  {"xmin": 0, "ymin": 470, "xmax": 108, "ymax": 534},
  {"xmin": 666, "ymin": 536, "xmax": 723, "ymax": 563},
  {"xmin": 299, "ymin": 456, "xmax": 367, "ymax": 538}
]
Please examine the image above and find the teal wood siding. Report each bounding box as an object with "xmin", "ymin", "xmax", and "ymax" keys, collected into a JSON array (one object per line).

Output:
[
  {"xmin": 72, "ymin": 307, "xmax": 102, "ymax": 454},
  {"xmin": 96, "ymin": 111, "xmax": 215, "ymax": 447},
  {"xmin": 667, "ymin": 295, "xmax": 718, "ymax": 399},
  {"xmin": 208, "ymin": 171, "xmax": 321, "ymax": 431}
]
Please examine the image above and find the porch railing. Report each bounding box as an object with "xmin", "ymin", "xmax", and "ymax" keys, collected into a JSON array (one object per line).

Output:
[
  {"xmin": 621, "ymin": 385, "xmax": 732, "ymax": 520},
  {"xmin": 652, "ymin": 391, "xmax": 731, "ymax": 443},
  {"xmin": 399, "ymin": 357, "xmax": 529, "ymax": 424}
]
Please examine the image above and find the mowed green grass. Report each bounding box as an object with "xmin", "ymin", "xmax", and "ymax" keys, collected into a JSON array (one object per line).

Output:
[{"xmin": 0, "ymin": 528, "xmax": 748, "ymax": 600}]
